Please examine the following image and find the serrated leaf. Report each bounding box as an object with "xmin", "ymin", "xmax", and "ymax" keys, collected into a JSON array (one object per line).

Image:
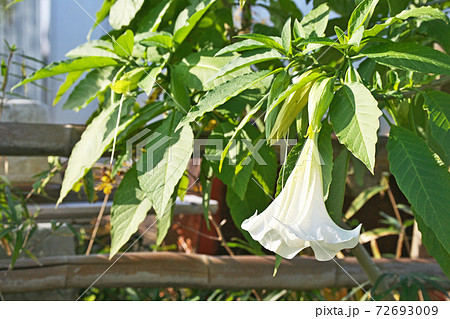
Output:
[
  {"xmin": 387, "ymin": 126, "xmax": 450, "ymax": 258},
  {"xmin": 330, "ymin": 82, "xmax": 381, "ymax": 173},
  {"xmin": 363, "ymin": 42, "xmax": 450, "ymax": 75},
  {"xmin": 215, "ymin": 39, "xmax": 266, "ymax": 56},
  {"xmin": 173, "ymin": 0, "xmax": 217, "ymax": 44},
  {"xmin": 297, "ymin": 3, "xmax": 329, "ymax": 38},
  {"xmin": 114, "ymin": 29, "xmax": 134, "ymax": 57},
  {"xmin": 177, "ymin": 70, "xmax": 275, "ymax": 129},
  {"xmin": 348, "ymin": 0, "xmax": 379, "ymax": 38},
  {"xmin": 63, "ymin": 67, "xmax": 115, "ymax": 111},
  {"xmin": 53, "ymin": 71, "xmax": 84, "ymax": 105},
  {"xmin": 12, "ymin": 57, "xmax": 119, "ymax": 90},
  {"xmin": 137, "ymin": 115, "xmax": 194, "ymax": 220},
  {"xmin": 109, "ymin": 0, "xmax": 144, "ymax": 30},
  {"xmin": 212, "ymin": 48, "xmax": 283, "ymax": 80},
  {"xmin": 234, "ymin": 34, "xmax": 284, "ymax": 52},
  {"xmin": 110, "ymin": 167, "xmax": 152, "ymax": 257},
  {"xmin": 423, "ymin": 91, "xmax": 450, "ymax": 165}
]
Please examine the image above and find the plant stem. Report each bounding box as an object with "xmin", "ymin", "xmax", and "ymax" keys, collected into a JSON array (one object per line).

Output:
[
  {"xmin": 86, "ymin": 193, "xmax": 110, "ymax": 256},
  {"xmin": 0, "ymin": 50, "xmax": 14, "ymax": 121},
  {"xmin": 352, "ymin": 244, "xmax": 394, "ymax": 300}
]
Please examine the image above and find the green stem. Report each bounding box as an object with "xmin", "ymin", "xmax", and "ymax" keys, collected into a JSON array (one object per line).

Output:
[{"xmin": 352, "ymin": 244, "xmax": 395, "ymax": 300}]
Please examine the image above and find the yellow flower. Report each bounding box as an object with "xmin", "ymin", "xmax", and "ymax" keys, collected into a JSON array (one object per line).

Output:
[{"xmin": 242, "ymin": 133, "xmax": 361, "ymax": 261}]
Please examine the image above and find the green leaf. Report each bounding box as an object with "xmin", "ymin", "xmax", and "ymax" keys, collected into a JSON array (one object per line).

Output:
[
  {"xmin": 273, "ymin": 254, "xmax": 282, "ymax": 276},
  {"xmin": 325, "ymin": 148, "xmax": 350, "ymax": 223},
  {"xmin": 387, "ymin": 0, "xmax": 410, "ymax": 16},
  {"xmin": 423, "ymin": 91, "xmax": 450, "ymax": 164},
  {"xmin": 114, "ymin": 29, "xmax": 135, "ymax": 57},
  {"xmin": 415, "ymin": 214, "xmax": 450, "ymax": 278},
  {"xmin": 396, "ymin": 6, "xmax": 449, "ymax": 23},
  {"xmin": 297, "ymin": 3, "xmax": 329, "ymax": 38},
  {"xmin": 206, "ymin": 122, "xmax": 255, "ymax": 201},
  {"xmin": 348, "ymin": 0, "xmax": 379, "ymax": 38},
  {"xmin": 12, "ymin": 57, "xmax": 119, "ymax": 90},
  {"xmin": 177, "ymin": 70, "xmax": 275, "ymax": 129},
  {"xmin": 419, "ymin": 20, "xmax": 450, "ymax": 54},
  {"xmin": 173, "ymin": 0, "xmax": 217, "ymax": 44},
  {"xmin": 220, "ymin": 96, "xmax": 267, "ymax": 170},
  {"xmin": 170, "ymin": 68, "xmax": 190, "ymax": 113},
  {"xmin": 110, "ymin": 166, "xmax": 152, "ymax": 257},
  {"xmin": 266, "ymin": 69, "xmax": 323, "ymax": 119},
  {"xmin": 362, "ymin": 18, "xmax": 397, "ymax": 38},
  {"xmin": 66, "ymin": 40, "xmax": 121, "ymax": 59},
  {"xmin": 226, "ymin": 184, "xmax": 263, "ymax": 254},
  {"xmin": 200, "ymin": 160, "xmax": 214, "ymax": 229},
  {"xmin": 83, "ymin": 169, "xmax": 95, "ymax": 203},
  {"xmin": 137, "ymin": 115, "xmax": 194, "ymax": 221},
  {"xmin": 140, "ymin": 31, "xmax": 173, "ymax": 49},
  {"xmin": 57, "ymin": 99, "xmax": 164, "ymax": 205},
  {"xmin": 330, "ymin": 82, "xmax": 382, "ymax": 173},
  {"xmin": 212, "ymin": 48, "xmax": 283, "ymax": 80},
  {"xmin": 234, "ymin": 34, "xmax": 284, "ymax": 52},
  {"xmin": 319, "ymin": 120, "xmax": 333, "ymax": 200},
  {"xmin": 387, "ymin": 126, "xmax": 450, "ymax": 257},
  {"xmin": 57, "ymin": 97, "xmax": 134, "ymax": 205},
  {"xmin": 175, "ymin": 50, "xmax": 248, "ymax": 91},
  {"xmin": 363, "ymin": 42, "xmax": 450, "ymax": 75},
  {"xmin": 281, "ymin": 18, "xmax": 292, "ymax": 54},
  {"xmin": 53, "ymin": 71, "xmax": 84, "ymax": 105},
  {"xmin": 276, "ymin": 138, "xmax": 305, "ymax": 196},
  {"xmin": 269, "ymin": 75, "xmax": 313, "ymax": 142},
  {"xmin": 63, "ymin": 67, "xmax": 115, "ymax": 111},
  {"xmin": 138, "ymin": 65, "xmax": 164, "ymax": 95},
  {"xmin": 137, "ymin": 0, "xmax": 171, "ymax": 33},
  {"xmin": 157, "ymin": 193, "xmax": 176, "ymax": 246},
  {"xmin": 308, "ymin": 77, "xmax": 334, "ymax": 131},
  {"xmin": 215, "ymin": 39, "xmax": 267, "ymax": 56},
  {"xmin": 266, "ymin": 70, "xmax": 291, "ymax": 140},
  {"xmin": 109, "ymin": 0, "xmax": 144, "ymax": 30},
  {"xmin": 88, "ymin": 0, "xmax": 115, "ymax": 39},
  {"xmin": 344, "ymin": 184, "xmax": 387, "ymax": 221}
]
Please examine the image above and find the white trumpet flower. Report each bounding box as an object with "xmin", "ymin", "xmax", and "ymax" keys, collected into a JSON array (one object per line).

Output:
[{"xmin": 242, "ymin": 134, "xmax": 361, "ymax": 261}]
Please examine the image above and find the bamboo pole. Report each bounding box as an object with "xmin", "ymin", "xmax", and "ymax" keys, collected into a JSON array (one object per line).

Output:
[{"xmin": 0, "ymin": 252, "xmax": 446, "ymax": 294}]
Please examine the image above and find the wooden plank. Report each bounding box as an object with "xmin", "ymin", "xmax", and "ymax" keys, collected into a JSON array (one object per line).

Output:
[
  {"xmin": 0, "ymin": 123, "xmax": 84, "ymax": 156},
  {"xmin": 26, "ymin": 195, "xmax": 218, "ymax": 223},
  {"xmin": 0, "ymin": 252, "xmax": 446, "ymax": 293}
]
